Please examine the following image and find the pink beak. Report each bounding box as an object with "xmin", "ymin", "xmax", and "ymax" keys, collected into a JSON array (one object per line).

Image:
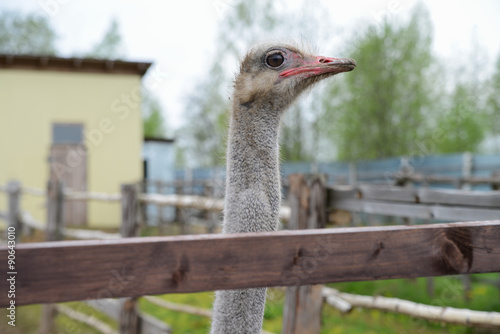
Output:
[{"xmin": 279, "ymin": 56, "xmax": 356, "ymax": 78}]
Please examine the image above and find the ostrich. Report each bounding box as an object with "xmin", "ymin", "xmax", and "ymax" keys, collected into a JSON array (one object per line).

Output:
[{"xmin": 210, "ymin": 43, "xmax": 356, "ymax": 334}]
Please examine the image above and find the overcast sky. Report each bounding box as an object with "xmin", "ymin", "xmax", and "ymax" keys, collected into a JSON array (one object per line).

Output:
[{"xmin": 2, "ymin": 0, "xmax": 500, "ymax": 133}]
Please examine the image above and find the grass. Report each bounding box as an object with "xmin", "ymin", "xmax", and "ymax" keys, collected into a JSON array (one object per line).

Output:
[
  {"xmin": 322, "ymin": 274, "xmax": 500, "ymax": 334},
  {"xmin": 1, "ymin": 275, "xmax": 499, "ymax": 333},
  {"xmin": 137, "ymin": 274, "xmax": 500, "ymax": 334}
]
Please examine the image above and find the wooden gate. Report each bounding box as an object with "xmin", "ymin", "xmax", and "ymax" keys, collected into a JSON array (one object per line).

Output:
[{"xmin": 49, "ymin": 144, "xmax": 87, "ymax": 226}]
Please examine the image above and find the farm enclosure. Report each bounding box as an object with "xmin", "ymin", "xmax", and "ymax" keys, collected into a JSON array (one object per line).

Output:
[{"xmin": 0, "ymin": 174, "xmax": 500, "ymax": 333}]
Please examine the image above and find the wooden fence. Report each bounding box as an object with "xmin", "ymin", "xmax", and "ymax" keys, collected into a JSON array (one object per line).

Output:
[
  {"xmin": 1, "ymin": 176, "xmax": 500, "ymax": 333},
  {"xmin": 175, "ymin": 152, "xmax": 500, "ymax": 189}
]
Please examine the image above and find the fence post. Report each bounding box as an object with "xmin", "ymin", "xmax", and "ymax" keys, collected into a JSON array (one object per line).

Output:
[
  {"xmin": 282, "ymin": 174, "xmax": 326, "ymax": 334},
  {"xmin": 139, "ymin": 180, "xmax": 148, "ymax": 228},
  {"xmin": 460, "ymin": 153, "xmax": 474, "ymax": 300},
  {"xmin": 462, "ymin": 152, "xmax": 473, "ymax": 190},
  {"xmin": 46, "ymin": 180, "xmax": 64, "ymax": 241},
  {"xmin": 348, "ymin": 162, "xmax": 357, "ymax": 186},
  {"xmin": 39, "ymin": 179, "xmax": 64, "ymax": 334},
  {"xmin": 7, "ymin": 181, "xmax": 21, "ymax": 242},
  {"xmin": 119, "ymin": 184, "xmax": 140, "ymax": 334},
  {"xmin": 121, "ymin": 184, "xmax": 139, "ymax": 238}
]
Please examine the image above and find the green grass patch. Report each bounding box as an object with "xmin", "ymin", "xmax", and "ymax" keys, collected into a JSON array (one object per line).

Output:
[{"xmin": 2, "ymin": 275, "xmax": 498, "ymax": 333}]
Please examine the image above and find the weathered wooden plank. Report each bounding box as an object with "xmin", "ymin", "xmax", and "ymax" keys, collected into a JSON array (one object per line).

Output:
[
  {"xmin": 418, "ymin": 188, "xmax": 500, "ymax": 208},
  {"xmin": 120, "ymin": 184, "xmax": 140, "ymax": 334},
  {"xmin": 361, "ymin": 201, "xmax": 432, "ymax": 219},
  {"xmin": 358, "ymin": 185, "xmax": 417, "ymax": 203},
  {"xmin": 328, "ymin": 187, "xmax": 359, "ymax": 201},
  {"xmin": 139, "ymin": 193, "xmax": 291, "ymax": 221},
  {"xmin": 283, "ymin": 285, "xmax": 323, "ymax": 334},
  {"xmin": 331, "ymin": 199, "xmax": 500, "ymax": 221},
  {"xmin": 330, "ymin": 186, "xmax": 500, "ymax": 208},
  {"xmin": 0, "ymin": 221, "xmax": 499, "ymax": 307},
  {"xmin": 46, "ymin": 180, "xmax": 64, "ymax": 241},
  {"xmin": 282, "ymin": 175, "xmax": 325, "ymax": 334},
  {"xmin": 431, "ymin": 206, "xmax": 500, "ymax": 222},
  {"xmin": 331, "ymin": 199, "xmax": 431, "ymax": 219},
  {"xmin": 39, "ymin": 179, "xmax": 64, "ymax": 334}
]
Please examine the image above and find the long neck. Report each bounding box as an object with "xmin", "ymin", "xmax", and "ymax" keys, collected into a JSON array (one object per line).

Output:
[
  {"xmin": 210, "ymin": 103, "xmax": 283, "ymax": 334},
  {"xmin": 223, "ymin": 104, "xmax": 282, "ymax": 233}
]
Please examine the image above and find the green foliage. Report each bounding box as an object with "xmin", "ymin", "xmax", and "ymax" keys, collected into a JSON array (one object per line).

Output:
[
  {"xmin": 323, "ymin": 4, "xmax": 437, "ymax": 161},
  {"xmin": 143, "ymin": 93, "xmax": 168, "ymax": 138},
  {"xmin": 177, "ymin": 62, "xmax": 229, "ymax": 167},
  {"xmin": 87, "ymin": 19, "xmax": 124, "ymax": 59},
  {"xmin": 177, "ymin": 0, "xmax": 331, "ymax": 167},
  {"xmin": 176, "ymin": 0, "xmax": 282, "ymax": 167},
  {"xmin": 486, "ymin": 54, "xmax": 500, "ymax": 142},
  {"xmin": 0, "ymin": 10, "xmax": 57, "ymax": 55},
  {"xmin": 433, "ymin": 83, "xmax": 486, "ymax": 153},
  {"xmin": 281, "ymin": 104, "xmax": 314, "ymax": 162},
  {"xmin": 139, "ymin": 292, "xmax": 213, "ymax": 334}
]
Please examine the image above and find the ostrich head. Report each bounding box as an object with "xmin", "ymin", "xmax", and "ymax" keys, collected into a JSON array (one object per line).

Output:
[{"xmin": 234, "ymin": 43, "xmax": 356, "ymax": 110}]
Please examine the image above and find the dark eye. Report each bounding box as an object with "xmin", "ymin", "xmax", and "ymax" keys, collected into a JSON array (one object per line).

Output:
[{"xmin": 266, "ymin": 53, "xmax": 284, "ymax": 68}]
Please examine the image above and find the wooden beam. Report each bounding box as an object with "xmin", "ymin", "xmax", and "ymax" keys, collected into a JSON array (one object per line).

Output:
[
  {"xmin": 46, "ymin": 180, "xmax": 64, "ymax": 241},
  {"xmin": 329, "ymin": 186, "xmax": 500, "ymax": 208},
  {"xmin": 418, "ymin": 188, "xmax": 500, "ymax": 208},
  {"xmin": 331, "ymin": 199, "xmax": 500, "ymax": 221},
  {"xmin": 0, "ymin": 221, "xmax": 499, "ymax": 307},
  {"xmin": 120, "ymin": 184, "xmax": 140, "ymax": 334},
  {"xmin": 39, "ymin": 179, "xmax": 65, "ymax": 334},
  {"xmin": 358, "ymin": 185, "xmax": 417, "ymax": 203},
  {"xmin": 282, "ymin": 175, "xmax": 326, "ymax": 334}
]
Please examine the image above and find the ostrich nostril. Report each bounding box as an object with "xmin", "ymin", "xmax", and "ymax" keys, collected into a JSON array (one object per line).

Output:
[{"xmin": 319, "ymin": 58, "xmax": 332, "ymax": 63}]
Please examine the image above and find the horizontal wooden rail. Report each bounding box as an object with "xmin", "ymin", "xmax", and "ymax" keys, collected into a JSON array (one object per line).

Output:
[
  {"xmin": 329, "ymin": 186, "xmax": 500, "ymax": 220},
  {"xmin": 19, "ymin": 211, "xmax": 120, "ymax": 240},
  {"xmin": 394, "ymin": 173, "xmax": 500, "ymax": 185},
  {"xmin": 331, "ymin": 199, "xmax": 500, "ymax": 221},
  {"xmin": 1, "ymin": 221, "xmax": 499, "ymax": 307},
  {"xmin": 140, "ymin": 193, "xmax": 291, "ymax": 220},
  {"xmin": 330, "ymin": 185, "xmax": 500, "ymax": 207}
]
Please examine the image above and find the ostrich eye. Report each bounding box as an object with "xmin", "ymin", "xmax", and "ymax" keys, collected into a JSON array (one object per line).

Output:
[{"xmin": 266, "ymin": 53, "xmax": 284, "ymax": 68}]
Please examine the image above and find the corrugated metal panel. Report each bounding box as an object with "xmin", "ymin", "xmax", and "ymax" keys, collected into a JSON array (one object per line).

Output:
[{"xmin": 143, "ymin": 141, "xmax": 176, "ymax": 224}]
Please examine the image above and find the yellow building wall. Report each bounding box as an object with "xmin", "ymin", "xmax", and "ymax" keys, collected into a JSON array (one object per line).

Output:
[{"xmin": 0, "ymin": 69, "xmax": 143, "ymax": 228}]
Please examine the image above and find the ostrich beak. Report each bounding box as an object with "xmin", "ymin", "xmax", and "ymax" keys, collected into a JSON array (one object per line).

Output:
[{"xmin": 279, "ymin": 56, "xmax": 356, "ymax": 79}]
